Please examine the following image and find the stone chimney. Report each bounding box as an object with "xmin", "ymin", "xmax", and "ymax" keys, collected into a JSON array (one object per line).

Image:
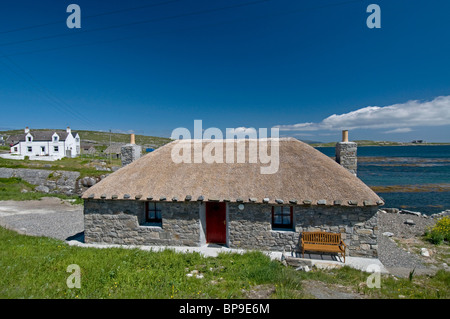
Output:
[
  {"xmin": 121, "ymin": 133, "xmax": 142, "ymax": 167},
  {"xmin": 24, "ymin": 127, "xmax": 30, "ymax": 133},
  {"xmin": 335, "ymin": 130, "xmax": 357, "ymax": 176}
]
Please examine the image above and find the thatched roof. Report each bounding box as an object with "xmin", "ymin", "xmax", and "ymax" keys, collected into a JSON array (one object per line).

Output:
[
  {"xmin": 104, "ymin": 143, "xmax": 126, "ymax": 154},
  {"xmin": 82, "ymin": 138, "xmax": 383, "ymax": 207}
]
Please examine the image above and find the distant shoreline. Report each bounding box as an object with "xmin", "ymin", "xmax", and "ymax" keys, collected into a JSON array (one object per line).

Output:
[{"xmin": 312, "ymin": 142, "xmax": 450, "ymax": 147}]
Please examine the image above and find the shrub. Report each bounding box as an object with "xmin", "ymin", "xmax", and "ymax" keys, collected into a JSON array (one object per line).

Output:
[{"xmin": 425, "ymin": 216, "xmax": 450, "ymax": 245}]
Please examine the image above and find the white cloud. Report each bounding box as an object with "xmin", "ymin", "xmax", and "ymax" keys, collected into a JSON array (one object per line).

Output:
[
  {"xmin": 384, "ymin": 128, "xmax": 412, "ymax": 134},
  {"xmin": 275, "ymin": 95, "xmax": 450, "ymax": 132}
]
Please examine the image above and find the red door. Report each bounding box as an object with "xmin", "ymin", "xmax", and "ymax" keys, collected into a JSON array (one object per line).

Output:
[{"xmin": 206, "ymin": 202, "xmax": 226, "ymax": 244}]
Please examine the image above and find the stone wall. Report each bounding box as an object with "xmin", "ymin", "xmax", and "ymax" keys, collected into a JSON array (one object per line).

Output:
[
  {"xmin": 228, "ymin": 203, "xmax": 378, "ymax": 258},
  {"xmin": 84, "ymin": 199, "xmax": 201, "ymax": 246},
  {"xmin": 335, "ymin": 142, "xmax": 357, "ymax": 175},
  {"xmin": 121, "ymin": 144, "xmax": 142, "ymax": 167},
  {"xmin": 84, "ymin": 199, "xmax": 378, "ymax": 258},
  {"xmin": 0, "ymin": 167, "xmax": 80, "ymax": 195}
]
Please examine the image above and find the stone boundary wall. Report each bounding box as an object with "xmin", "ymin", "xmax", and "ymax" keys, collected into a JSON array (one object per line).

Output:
[
  {"xmin": 0, "ymin": 167, "xmax": 80, "ymax": 195},
  {"xmin": 84, "ymin": 199, "xmax": 378, "ymax": 258}
]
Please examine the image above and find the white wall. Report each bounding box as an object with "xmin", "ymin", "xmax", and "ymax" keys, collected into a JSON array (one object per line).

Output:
[{"xmin": 9, "ymin": 131, "xmax": 81, "ymax": 158}]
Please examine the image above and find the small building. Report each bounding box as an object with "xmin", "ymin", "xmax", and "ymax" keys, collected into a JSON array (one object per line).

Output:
[
  {"xmin": 10, "ymin": 127, "xmax": 80, "ymax": 159},
  {"xmin": 104, "ymin": 143, "xmax": 126, "ymax": 159},
  {"xmin": 81, "ymin": 144, "xmax": 97, "ymax": 155},
  {"xmin": 82, "ymin": 138, "xmax": 383, "ymax": 258}
]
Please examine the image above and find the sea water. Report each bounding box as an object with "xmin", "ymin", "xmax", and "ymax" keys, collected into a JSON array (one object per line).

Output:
[{"xmin": 315, "ymin": 145, "xmax": 450, "ymax": 215}]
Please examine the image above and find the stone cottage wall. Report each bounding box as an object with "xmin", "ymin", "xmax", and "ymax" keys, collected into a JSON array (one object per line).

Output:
[
  {"xmin": 84, "ymin": 200, "xmax": 378, "ymax": 258},
  {"xmin": 228, "ymin": 203, "xmax": 378, "ymax": 258},
  {"xmin": 84, "ymin": 199, "xmax": 201, "ymax": 246}
]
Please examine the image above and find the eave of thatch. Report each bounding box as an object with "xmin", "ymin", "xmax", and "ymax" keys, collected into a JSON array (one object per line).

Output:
[{"xmin": 82, "ymin": 138, "xmax": 383, "ymax": 207}]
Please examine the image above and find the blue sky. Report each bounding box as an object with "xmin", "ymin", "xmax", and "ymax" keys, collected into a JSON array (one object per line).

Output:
[{"xmin": 0, "ymin": 0, "xmax": 449, "ymax": 142}]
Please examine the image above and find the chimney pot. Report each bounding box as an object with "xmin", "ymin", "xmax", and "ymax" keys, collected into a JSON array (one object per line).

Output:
[
  {"xmin": 130, "ymin": 133, "xmax": 135, "ymax": 145},
  {"xmin": 342, "ymin": 130, "xmax": 348, "ymax": 142}
]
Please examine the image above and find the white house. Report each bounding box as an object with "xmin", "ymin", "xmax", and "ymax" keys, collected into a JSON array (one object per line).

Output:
[{"xmin": 9, "ymin": 127, "xmax": 81, "ymax": 160}]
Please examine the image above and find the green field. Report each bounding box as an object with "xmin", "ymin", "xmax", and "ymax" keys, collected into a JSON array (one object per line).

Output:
[{"xmin": 0, "ymin": 226, "xmax": 448, "ymax": 299}]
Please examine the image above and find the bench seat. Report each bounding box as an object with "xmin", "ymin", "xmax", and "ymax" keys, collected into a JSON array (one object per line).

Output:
[
  {"xmin": 301, "ymin": 231, "xmax": 347, "ymax": 262},
  {"xmin": 302, "ymin": 243, "xmax": 345, "ymax": 254}
]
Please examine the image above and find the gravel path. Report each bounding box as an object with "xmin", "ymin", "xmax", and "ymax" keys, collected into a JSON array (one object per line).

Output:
[
  {"xmin": 0, "ymin": 197, "xmax": 83, "ymax": 240},
  {"xmin": 376, "ymin": 211, "xmax": 437, "ymax": 277}
]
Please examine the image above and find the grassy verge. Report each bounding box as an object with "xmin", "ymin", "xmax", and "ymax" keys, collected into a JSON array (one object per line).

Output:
[
  {"xmin": 0, "ymin": 177, "xmax": 83, "ymax": 204},
  {"xmin": 0, "ymin": 226, "xmax": 448, "ymax": 299},
  {"xmin": 0, "ymin": 156, "xmax": 121, "ymax": 178}
]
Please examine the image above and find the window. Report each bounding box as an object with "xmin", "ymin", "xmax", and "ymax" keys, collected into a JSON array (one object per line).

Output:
[
  {"xmin": 27, "ymin": 146, "xmax": 32, "ymax": 153},
  {"xmin": 54, "ymin": 146, "xmax": 59, "ymax": 152},
  {"xmin": 14, "ymin": 147, "xmax": 18, "ymax": 152},
  {"xmin": 145, "ymin": 202, "xmax": 162, "ymax": 225},
  {"xmin": 27, "ymin": 136, "xmax": 32, "ymax": 142},
  {"xmin": 272, "ymin": 206, "xmax": 293, "ymax": 229},
  {"xmin": 53, "ymin": 136, "xmax": 58, "ymax": 142}
]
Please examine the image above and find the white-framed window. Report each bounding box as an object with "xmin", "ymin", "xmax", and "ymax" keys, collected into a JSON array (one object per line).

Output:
[
  {"xmin": 14, "ymin": 147, "xmax": 18, "ymax": 152},
  {"xmin": 54, "ymin": 146, "xmax": 59, "ymax": 152},
  {"xmin": 53, "ymin": 136, "xmax": 58, "ymax": 142},
  {"xmin": 27, "ymin": 136, "xmax": 32, "ymax": 142},
  {"xmin": 27, "ymin": 146, "xmax": 32, "ymax": 152}
]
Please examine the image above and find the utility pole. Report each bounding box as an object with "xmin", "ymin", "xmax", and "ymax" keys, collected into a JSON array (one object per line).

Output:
[{"xmin": 109, "ymin": 129, "xmax": 112, "ymax": 164}]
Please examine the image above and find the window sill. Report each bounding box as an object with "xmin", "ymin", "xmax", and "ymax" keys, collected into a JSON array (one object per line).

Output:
[
  {"xmin": 139, "ymin": 222, "xmax": 163, "ymax": 229},
  {"xmin": 271, "ymin": 227, "xmax": 295, "ymax": 233}
]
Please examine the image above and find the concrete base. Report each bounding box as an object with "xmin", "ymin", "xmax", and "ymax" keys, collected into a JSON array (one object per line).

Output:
[
  {"xmin": 284, "ymin": 254, "xmax": 388, "ymax": 273},
  {"xmin": 66, "ymin": 239, "xmax": 388, "ymax": 274}
]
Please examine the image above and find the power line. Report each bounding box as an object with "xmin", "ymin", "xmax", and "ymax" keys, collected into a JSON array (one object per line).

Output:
[
  {"xmin": 0, "ymin": 0, "xmax": 365, "ymax": 59},
  {"xmin": 0, "ymin": 0, "xmax": 183, "ymax": 35},
  {"xmin": 0, "ymin": 0, "xmax": 272, "ymax": 48},
  {"xmin": 0, "ymin": 54, "xmax": 95, "ymax": 127}
]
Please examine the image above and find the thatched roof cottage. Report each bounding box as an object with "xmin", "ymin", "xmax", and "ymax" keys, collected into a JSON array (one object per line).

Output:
[{"xmin": 82, "ymin": 138, "xmax": 383, "ymax": 258}]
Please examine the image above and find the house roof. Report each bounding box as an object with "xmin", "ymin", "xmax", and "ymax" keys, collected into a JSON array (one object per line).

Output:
[
  {"xmin": 82, "ymin": 138, "xmax": 383, "ymax": 207},
  {"xmin": 11, "ymin": 131, "xmax": 78, "ymax": 145},
  {"xmin": 104, "ymin": 143, "xmax": 126, "ymax": 154}
]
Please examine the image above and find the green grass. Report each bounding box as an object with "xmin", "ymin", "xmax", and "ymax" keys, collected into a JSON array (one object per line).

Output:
[
  {"xmin": 0, "ymin": 155, "xmax": 121, "ymax": 178},
  {"xmin": 0, "ymin": 177, "xmax": 83, "ymax": 204},
  {"xmin": 0, "ymin": 226, "xmax": 297, "ymax": 299},
  {"xmin": 0, "ymin": 226, "xmax": 449, "ymax": 299}
]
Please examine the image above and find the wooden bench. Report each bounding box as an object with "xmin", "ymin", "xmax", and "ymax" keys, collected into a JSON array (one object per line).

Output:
[{"xmin": 301, "ymin": 231, "xmax": 347, "ymax": 263}]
